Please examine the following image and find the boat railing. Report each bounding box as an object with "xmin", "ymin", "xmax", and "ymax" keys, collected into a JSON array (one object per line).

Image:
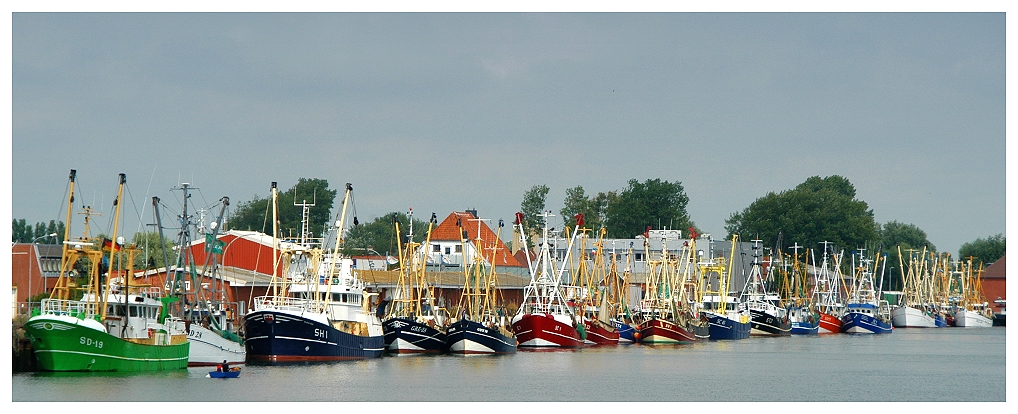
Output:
[
  {"xmin": 38, "ymin": 298, "xmax": 97, "ymax": 319},
  {"xmin": 253, "ymin": 295, "xmax": 320, "ymax": 313}
]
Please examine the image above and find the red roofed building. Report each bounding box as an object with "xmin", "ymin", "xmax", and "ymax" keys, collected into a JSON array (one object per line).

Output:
[
  {"xmin": 981, "ymin": 255, "xmax": 1005, "ymax": 313},
  {"xmin": 426, "ymin": 211, "xmax": 524, "ymax": 269}
]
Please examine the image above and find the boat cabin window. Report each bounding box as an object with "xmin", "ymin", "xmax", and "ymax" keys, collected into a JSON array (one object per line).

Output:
[{"xmin": 129, "ymin": 305, "xmax": 138, "ymax": 317}]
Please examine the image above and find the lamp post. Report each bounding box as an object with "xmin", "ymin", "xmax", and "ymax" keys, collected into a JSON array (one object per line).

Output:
[{"xmin": 29, "ymin": 233, "xmax": 58, "ymax": 310}]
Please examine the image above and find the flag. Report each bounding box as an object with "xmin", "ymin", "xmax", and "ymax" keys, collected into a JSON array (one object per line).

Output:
[
  {"xmin": 574, "ymin": 213, "xmax": 584, "ymax": 227},
  {"xmin": 205, "ymin": 234, "xmax": 225, "ymax": 254},
  {"xmin": 102, "ymin": 238, "xmax": 121, "ymax": 252}
]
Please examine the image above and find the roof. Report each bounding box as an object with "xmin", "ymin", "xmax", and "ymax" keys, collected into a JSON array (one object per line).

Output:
[
  {"xmin": 357, "ymin": 270, "xmax": 530, "ymax": 289},
  {"xmin": 982, "ymin": 254, "xmax": 1005, "ymax": 279},
  {"xmin": 429, "ymin": 211, "xmax": 523, "ymax": 267}
]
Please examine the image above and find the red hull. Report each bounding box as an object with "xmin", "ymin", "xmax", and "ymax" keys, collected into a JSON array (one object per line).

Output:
[
  {"xmin": 637, "ymin": 319, "xmax": 696, "ymax": 343},
  {"xmin": 512, "ymin": 313, "xmax": 584, "ymax": 348},
  {"xmin": 583, "ymin": 320, "xmax": 620, "ymax": 345},
  {"xmin": 818, "ymin": 312, "xmax": 841, "ymax": 334}
]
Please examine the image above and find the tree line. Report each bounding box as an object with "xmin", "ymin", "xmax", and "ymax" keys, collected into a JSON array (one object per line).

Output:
[{"xmin": 19, "ymin": 175, "xmax": 1003, "ymax": 282}]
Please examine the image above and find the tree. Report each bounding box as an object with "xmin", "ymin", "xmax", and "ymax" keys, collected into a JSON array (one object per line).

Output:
[
  {"xmin": 519, "ymin": 185, "xmax": 550, "ymax": 235},
  {"xmin": 342, "ymin": 212, "xmax": 432, "ymax": 257},
  {"xmin": 11, "ymin": 219, "xmax": 63, "ymax": 243},
  {"xmin": 129, "ymin": 231, "xmax": 178, "ymax": 270},
  {"xmin": 959, "ymin": 234, "xmax": 1005, "ymax": 266},
  {"xmin": 604, "ymin": 179, "xmax": 693, "ymax": 238},
  {"xmin": 725, "ymin": 175, "xmax": 878, "ymax": 252},
  {"xmin": 560, "ymin": 186, "xmax": 618, "ymax": 232},
  {"xmin": 227, "ymin": 178, "xmax": 338, "ymax": 238},
  {"xmin": 877, "ymin": 221, "xmax": 936, "ymax": 292}
]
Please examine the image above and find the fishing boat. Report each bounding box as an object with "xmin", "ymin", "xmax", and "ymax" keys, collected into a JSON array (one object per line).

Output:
[
  {"xmin": 697, "ymin": 235, "xmax": 752, "ymax": 340},
  {"xmin": 777, "ymin": 244, "xmax": 818, "ymax": 335},
  {"xmin": 244, "ymin": 182, "xmax": 385, "ymax": 362},
  {"xmin": 739, "ymin": 240, "xmax": 791, "ymax": 336},
  {"xmin": 635, "ymin": 233, "xmax": 696, "ymax": 344},
  {"xmin": 24, "ymin": 171, "xmax": 190, "ymax": 371},
  {"xmin": 511, "ymin": 212, "xmax": 584, "ymax": 348},
  {"xmin": 381, "ymin": 210, "xmax": 448, "ymax": 354},
  {"xmin": 841, "ymin": 249, "xmax": 893, "ymax": 334},
  {"xmin": 890, "ymin": 247, "xmax": 939, "ymax": 328},
  {"xmin": 992, "ymin": 299, "xmax": 1005, "ymax": 326},
  {"xmin": 608, "ymin": 245, "xmax": 639, "ymax": 343},
  {"xmin": 444, "ymin": 216, "xmax": 517, "ymax": 354},
  {"xmin": 953, "ymin": 258, "xmax": 993, "ymax": 328},
  {"xmin": 154, "ymin": 184, "xmax": 246, "ymax": 366},
  {"xmin": 811, "ymin": 242, "xmax": 845, "ymax": 333},
  {"xmin": 569, "ymin": 224, "xmax": 619, "ymax": 346}
]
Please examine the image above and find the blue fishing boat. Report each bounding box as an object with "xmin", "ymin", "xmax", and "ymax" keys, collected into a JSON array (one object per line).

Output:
[
  {"xmin": 444, "ymin": 215, "xmax": 517, "ymax": 354},
  {"xmin": 840, "ymin": 249, "xmax": 893, "ymax": 334},
  {"xmin": 697, "ymin": 235, "xmax": 751, "ymax": 340},
  {"xmin": 244, "ymin": 183, "xmax": 386, "ymax": 362}
]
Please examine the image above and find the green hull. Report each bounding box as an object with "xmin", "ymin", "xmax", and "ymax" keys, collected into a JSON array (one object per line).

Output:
[{"xmin": 24, "ymin": 315, "xmax": 189, "ymax": 372}]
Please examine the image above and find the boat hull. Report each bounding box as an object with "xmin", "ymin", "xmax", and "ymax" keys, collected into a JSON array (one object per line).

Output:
[
  {"xmin": 954, "ymin": 310, "xmax": 993, "ymax": 328},
  {"xmin": 445, "ymin": 319, "xmax": 517, "ymax": 354},
  {"xmin": 790, "ymin": 320, "xmax": 819, "ymax": 335},
  {"xmin": 186, "ymin": 324, "xmax": 246, "ymax": 366},
  {"xmin": 891, "ymin": 306, "xmax": 938, "ymax": 328},
  {"xmin": 705, "ymin": 312, "xmax": 751, "ymax": 340},
  {"xmin": 611, "ymin": 319, "xmax": 638, "ymax": 343},
  {"xmin": 748, "ymin": 309, "xmax": 792, "ymax": 336},
  {"xmin": 208, "ymin": 369, "xmax": 241, "ymax": 378},
  {"xmin": 818, "ymin": 311, "xmax": 842, "ymax": 334},
  {"xmin": 511, "ymin": 313, "xmax": 583, "ymax": 348},
  {"xmin": 841, "ymin": 312, "xmax": 893, "ymax": 334},
  {"xmin": 244, "ymin": 310, "xmax": 384, "ymax": 362},
  {"xmin": 637, "ymin": 318, "xmax": 696, "ymax": 344},
  {"xmin": 24, "ymin": 314, "xmax": 189, "ymax": 372},
  {"xmin": 992, "ymin": 313, "xmax": 1005, "ymax": 326},
  {"xmin": 582, "ymin": 320, "xmax": 620, "ymax": 345},
  {"xmin": 382, "ymin": 317, "xmax": 447, "ymax": 354}
]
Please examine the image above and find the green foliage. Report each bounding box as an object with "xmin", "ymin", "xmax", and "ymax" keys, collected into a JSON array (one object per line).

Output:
[
  {"xmin": 12, "ymin": 219, "xmax": 63, "ymax": 243},
  {"xmin": 725, "ymin": 175, "xmax": 878, "ymax": 251},
  {"xmin": 560, "ymin": 186, "xmax": 617, "ymax": 232},
  {"xmin": 227, "ymin": 178, "xmax": 338, "ymax": 238},
  {"xmin": 341, "ymin": 212, "xmax": 431, "ymax": 257},
  {"xmin": 959, "ymin": 234, "xmax": 1005, "ymax": 265},
  {"xmin": 519, "ymin": 185, "xmax": 550, "ymax": 234},
  {"xmin": 604, "ymin": 179, "xmax": 692, "ymax": 238},
  {"xmin": 129, "ymin": 231, "xmax": 177, "ymax": 270}
]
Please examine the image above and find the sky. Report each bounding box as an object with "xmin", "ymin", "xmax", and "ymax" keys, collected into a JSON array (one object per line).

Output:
[{"xmin": 7, "ymin": 10, "xmax": 1009, "ymax": 257}]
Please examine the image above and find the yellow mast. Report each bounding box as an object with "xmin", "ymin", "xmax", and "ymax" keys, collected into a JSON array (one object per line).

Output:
[{"xmin": 99, "ymin": 173, "xmax": 126, "ymax": 320}]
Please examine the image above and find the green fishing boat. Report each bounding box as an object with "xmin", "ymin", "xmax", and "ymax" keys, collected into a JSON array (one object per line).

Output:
[{"xmin": 23, "ymin": 171, "xmax": 189, "ymax": 372}]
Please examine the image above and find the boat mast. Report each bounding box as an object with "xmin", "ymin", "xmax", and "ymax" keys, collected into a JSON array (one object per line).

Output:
[
  {"xmin": 51, "ymin": 170, "xmax": 77, "ymax": 301},
  {"xmin": 100, "ymin": 173, "xmax": 127, "ymax": 320}
]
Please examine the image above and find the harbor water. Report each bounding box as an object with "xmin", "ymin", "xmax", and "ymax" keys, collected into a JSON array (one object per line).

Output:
[{"xmin": 12, "ymin": 327, "xmax": 1005, "ymax": 402}]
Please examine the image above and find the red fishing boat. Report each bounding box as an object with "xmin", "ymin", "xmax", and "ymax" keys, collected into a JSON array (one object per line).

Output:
[
  {"xmin": 637, "ymin": 318, "xmax": 696, "ymax": 343},
  {"xmin": 510, "ymin": 212, "xmax": 584, "ymax": 348}
]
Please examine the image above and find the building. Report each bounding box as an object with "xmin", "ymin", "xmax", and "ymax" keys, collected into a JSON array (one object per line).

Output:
[
  {"xmin": 981, "ymin": 254, "xmax": 1005, "ymax": 312},
  {"xmin": 11, "ymin": 243, "xmax": 63, "ymax": 316}
]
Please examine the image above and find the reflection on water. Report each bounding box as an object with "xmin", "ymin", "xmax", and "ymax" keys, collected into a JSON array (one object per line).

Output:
[{"xmin": 13, "ymin": 328, "xmax": 1004, "ymax": 402}]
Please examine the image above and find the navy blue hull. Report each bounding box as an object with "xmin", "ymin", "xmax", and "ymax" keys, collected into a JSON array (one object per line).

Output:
[
  {"xmin": 790, "ymin": 320, "xmax": 820, "ymax": 335},
  {"xmin": 705, "ymin": 313, "xmax": 751, "ymax": 340},
  {"xmin": 841, "ymin": 312, "xmax": 893, "ymax": 334},
  {"xmin": 749, "ymin": 309, "xmax": 792, "ymax": 336},
  {"xmin": 244, "ymin": 310, "xmax": 384, "ymax": 362},
  {"xmin": 445, "ymin": 319, "xmax": 517, "ymax": 354},
  {"xmin": 382, "ymin": 317, "xmax": 447, "ymax": 354},
  {"xmin": 611, "ymin": 319, "xmax": 638, "ymax": 343}
]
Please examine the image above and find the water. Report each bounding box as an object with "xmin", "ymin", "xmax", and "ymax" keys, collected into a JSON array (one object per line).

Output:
[{"xmin": 12, "ymin": 327, "xmax": 1005, "ymax": 401}]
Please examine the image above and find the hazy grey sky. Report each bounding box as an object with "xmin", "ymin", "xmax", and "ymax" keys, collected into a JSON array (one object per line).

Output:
[{"xmin": 10, "ymin": 12, "xmax": 1005, "ymax": 256}]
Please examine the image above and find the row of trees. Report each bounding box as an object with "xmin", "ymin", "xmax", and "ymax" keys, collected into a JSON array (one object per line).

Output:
[
  {"xmin": 520, "ymin": 178, "xmax": 695, "ymax": 239},
  {"xmin": 11, "ymin": 219, "xmax": 65, "ymax": 244},
  {"xmin": 521, "ymin": 175, "xmax": 1003, "ymax": 291}
]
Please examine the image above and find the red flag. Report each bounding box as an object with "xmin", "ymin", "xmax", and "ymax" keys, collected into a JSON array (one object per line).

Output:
[
  {"xmin": 515, "ymin": 212, "xmax": 524, "ymax": 225},
  {"xmin": 688, "ymin": 227, "xmax": 698, "ymax": 240},
  {"xmin": 574, "ymin": 213, "xmax": 584, "ymax": 227}
]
